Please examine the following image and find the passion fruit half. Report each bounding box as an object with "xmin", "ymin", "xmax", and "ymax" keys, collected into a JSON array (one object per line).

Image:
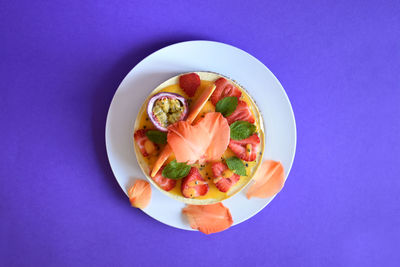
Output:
[{"xmin": 147, "ymin": 92, "xmax": 188, "ymax": 132}]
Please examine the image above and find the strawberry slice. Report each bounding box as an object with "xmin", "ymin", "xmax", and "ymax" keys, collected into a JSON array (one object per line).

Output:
[
  {"xmin": 181, "ymin": 167, "xmax": 209, "ymax": 198},
  {"xmin": 179, "ymin": 73, "xmax": 201, "ymax": 97},
  {"xmin": 228, "ymin": 134, "xmax": 261, "ymax": 162},
  {"xmin": 134, "ymin": 129, "xmax": 158, "ymax": 157},
  {"xmin": 151, "ymin": 167, "xmax": 176, "ymax": 191},
  {"xmin": 210, "ymin": 77, "xmax": 242, "ymax": 105},
  {"xmin": 211, "ymin": 162, "xmax": 240, "ymax": 193},
  {"xmin": 226, "ymin": 100, "xmax": 255, "ymax": 125}
]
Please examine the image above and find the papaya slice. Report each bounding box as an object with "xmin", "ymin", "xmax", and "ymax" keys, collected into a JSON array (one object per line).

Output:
[
  {"xmin": 186, "ymin": 84, "xmax": 216, "ymax": 123},
  {"xmin": 246, "ymin": 160, "xmax": 285, "ymax": 199},
  {"xmin": 182, "ymin": 203, "xmax": 233, "ymax": 234},
  {"xmin": 150, "ymin": 145, "xmax": 173, "ymax": 177},
  {"xmin": 199, "ymin": 112, "xmax": 230, "ymax": 162},
  {"xmin": 167, "ymin": 112, "xmax": 230, "ymax": 164},
  {"xmin": 128, "ymin": 180, "xmax": 152, "ymax": 209}
]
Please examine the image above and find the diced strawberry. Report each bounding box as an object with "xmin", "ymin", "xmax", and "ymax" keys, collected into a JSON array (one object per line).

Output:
[
  {"xmin": 133, "ymin": 129, "xmax": 156, "ymax": 157},
  {"xmin": 211, "ymin": 162, "xmax": 227, "ymax": 177},
  {"xmin": 214, "ymin": 176, "xmax": 240, "ymax": 193},
  {"xmin": 181, "ymin": 167, "xmax": 209, "ymax": 198},
  {"xmin": 210, "ymin": 77, "xmax": 242, "ymax": 105},
  {"xmin": 228, "ymin": 134, "xmax": 261, "ymax": 162},
  {"xmin": 179, "ymin": 73, "xmax": 200, "ymax": 97},
  {"xmin": 134, "ymin": 129, "xmax": 159, "ymax": 157},
  {"xmin": 151, "ymin": 167, "xmax": 176, "ymax": 191},
  {"xmin": 211, "ymin": 162, "xmax": 240, "ymax": 193},
  {"xmin": 226, "ymin": 100, "xmax": 255, "ymax": 125}
]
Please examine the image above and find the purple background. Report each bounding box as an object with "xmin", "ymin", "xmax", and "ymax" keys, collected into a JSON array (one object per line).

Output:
[{"xmin": 1, "ymin": 0, "xmax": 399, "ymax": 266}]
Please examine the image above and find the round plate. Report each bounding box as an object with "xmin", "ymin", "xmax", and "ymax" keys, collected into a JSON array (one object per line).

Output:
[{"xmin": 105, "ymin": 40, "xmax": 296, "ymax": 230}]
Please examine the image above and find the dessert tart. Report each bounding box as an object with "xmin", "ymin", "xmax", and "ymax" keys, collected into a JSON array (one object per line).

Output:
[{"xmin": 133, "ymin": 72, "xmax": 265, "ymax": 204}]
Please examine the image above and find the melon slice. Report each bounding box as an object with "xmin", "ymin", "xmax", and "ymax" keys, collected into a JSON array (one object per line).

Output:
[
  {"xmin": 246, "ymin": 160, "xmax": 285, "ymax": 199},
  {"xmin": 128, "ymin": 180, "xmax": 152, "ymax": 209},
  {"xmin": 186, "ymin": 84, "xmax": 216, "ymax": 123},
  {"xmin": 167, "ymin": 112, "xmax": 230, "ymax": 164},
  {"xmin": 182, "ymin": 203, "xmax": 233, "ymax": 234}
]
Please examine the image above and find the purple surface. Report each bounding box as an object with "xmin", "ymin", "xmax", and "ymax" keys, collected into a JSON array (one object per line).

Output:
[{"xmin": 1, "ymin": 0, "xmax": 399, "ymax": 266}]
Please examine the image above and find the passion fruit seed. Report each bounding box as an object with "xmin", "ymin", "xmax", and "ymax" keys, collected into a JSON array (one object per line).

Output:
[
  {"xmin": 147, "ymin": 92, "xmax": 188, "ymax": 132},
  {"xmin": 152, "ymin": 98, "xmax": 184, "ymax": 127}
]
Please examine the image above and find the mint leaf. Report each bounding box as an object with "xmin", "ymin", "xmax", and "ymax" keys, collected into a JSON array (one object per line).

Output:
[
  {"xmin": 146, "ymin": 130, "xmax": 167, "ymax": 144},
  {"xmin": 230, "ymin": 121, "xmax": 256, "ymax": 140},
  {"xmin": 215, "ymin": 96, "xmax": 238, "ymax": 117},
  {"xmin": 226, "ymin": 157, "xmax": 247, "ymax": 176},
  {"xmin": 162, "ymin": 160, "xmax": 191, "ymax": 179}
]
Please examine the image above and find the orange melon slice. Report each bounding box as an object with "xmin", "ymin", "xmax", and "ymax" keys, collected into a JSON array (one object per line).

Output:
[
  {"xmin": 182, "ymin": 203, "xmax": 233, "ymax": 234},
  {"xmin": 150, "ymin": 144, "xmax": 172, "ymax": 177},
  {"xmin": 186, "ymin": 84, "xmax": 216, "ymax": 123},
  {"xmin": 168, "ymin": 112, "xmax": 230, "ymax": 164},
  {"xmin": 246, "ymin": 160, "xmax": 285, "ymax": 199},
  {"xmin": 128, "ymin": 180, "xmax": 152, "ymax": 209},
  {"xmin": 197, "ymin": 112, "xmax": 230, "ymax": 162}
]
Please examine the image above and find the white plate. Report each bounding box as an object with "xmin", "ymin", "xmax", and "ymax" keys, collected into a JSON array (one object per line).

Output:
[{"xmin": 105, "ymin": 40, "xmax": 296, "ymax": 230}]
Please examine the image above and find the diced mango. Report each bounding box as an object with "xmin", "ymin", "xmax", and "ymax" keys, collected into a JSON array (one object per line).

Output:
[{"xmin": 144, "ymin": 140, "xmax": 156, "ymax": 154}]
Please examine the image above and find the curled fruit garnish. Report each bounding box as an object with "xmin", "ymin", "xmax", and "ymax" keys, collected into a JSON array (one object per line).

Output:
[
  {"xmin": 182, "ymin": 203, "xmax": 233, "ymax": 234},
  {"xmin": 167, "ymin": 112, "xmax": 230, "ymax": 164},
  {"xmin": 246, "ymin": 160, "xmax": 285, "ymax": 199},
  {"xmin": 128, "ymin": 180, "xmax": 152, "ymax": 209}
]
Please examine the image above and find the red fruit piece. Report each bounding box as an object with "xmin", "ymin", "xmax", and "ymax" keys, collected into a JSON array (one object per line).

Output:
[
  {"xmin": 134, "ymin": 129, "xmax": 158, "ymax": 157},
  {"xmin": 229, "ymin": 134, "xmax": 261, "ymax": 162},
  {"xmin": 211, "ymin": 162, "xmax": 240, "ymax": 193},
  {"xmin": 226, "ymin": 100, "xmax": 255, "ymax": 125},
  {"xmin": 151, "ymin": 167, "xmax": 176, "ymax": 191},
  {"xmin": 181, "ymin": 167, "xmax": 209, "ymax": 198},
  {"xmin": 210, "ymin": 77, "xmax": 242, "ymax": 105},
  {"xmin": 179, "ymin": 73, "xmax": 201, "ymax": 97}
]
